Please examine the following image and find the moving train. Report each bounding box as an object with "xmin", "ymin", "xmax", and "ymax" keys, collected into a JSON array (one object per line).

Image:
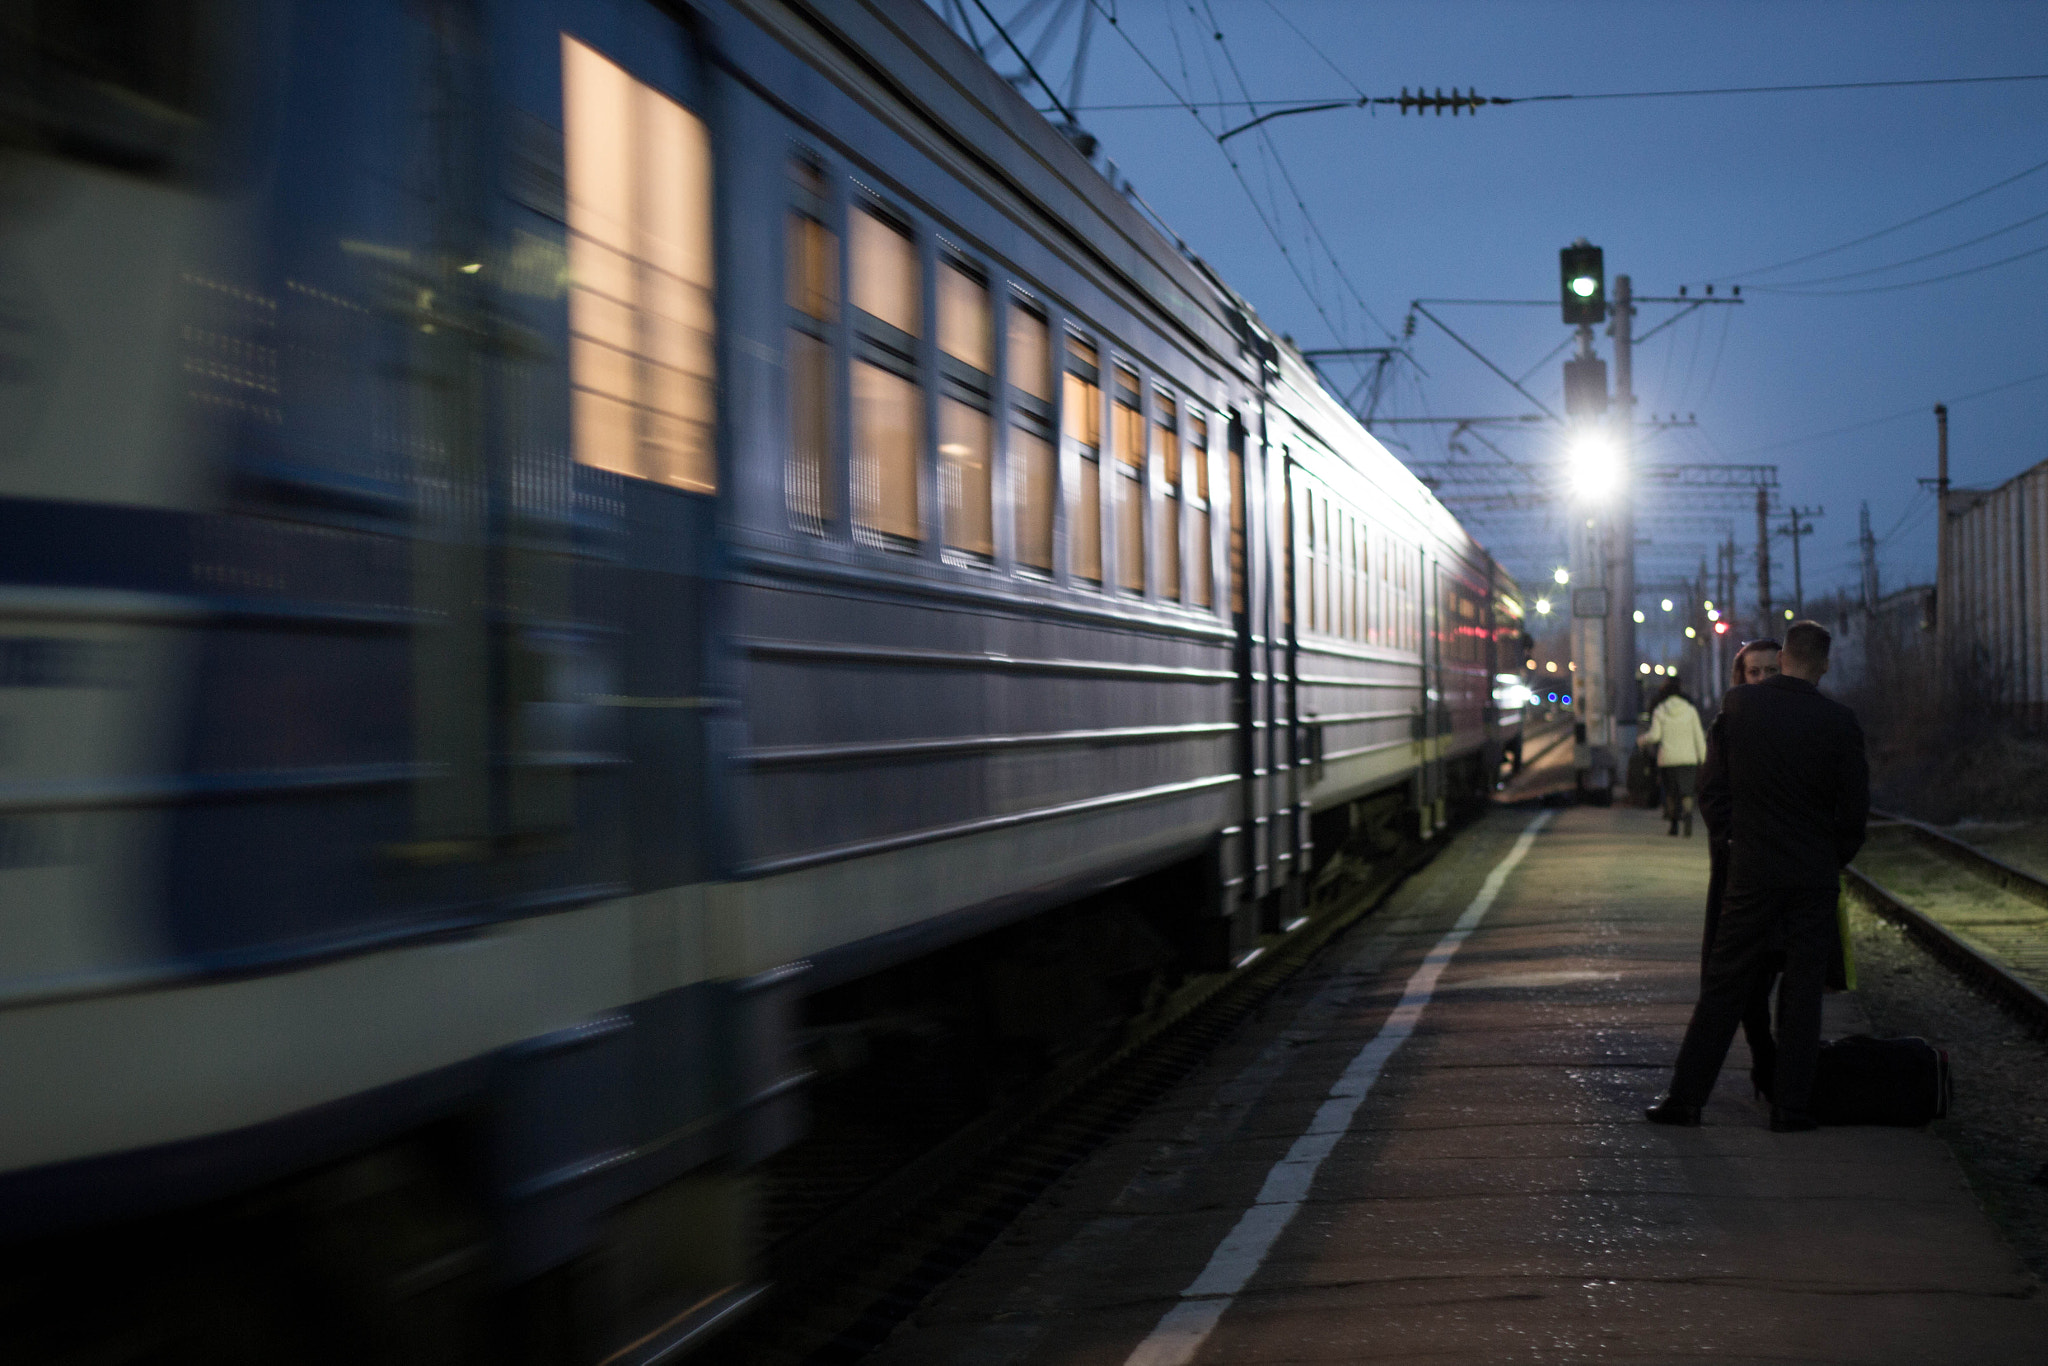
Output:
[{"xmin": 0, "ymin": 1, "xmax": 1524, "ymax": 1358}]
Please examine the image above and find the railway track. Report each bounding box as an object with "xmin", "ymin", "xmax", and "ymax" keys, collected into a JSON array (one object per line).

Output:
[
  {"xmin": 1846, "ymin": 812, "xmax": 2048, "ymax": 1034},
  {"xmin": 695, "ymin": 834, "xmax": 1449, "ymax": 1366}
]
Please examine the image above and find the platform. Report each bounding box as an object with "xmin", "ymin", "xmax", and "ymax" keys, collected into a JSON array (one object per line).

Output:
[{"xmin": 870, "ymin": 806, "xmax": 2048, "ymax": 1365}]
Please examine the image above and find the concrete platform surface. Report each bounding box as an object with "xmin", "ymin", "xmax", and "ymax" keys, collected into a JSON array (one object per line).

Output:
[{"xmin": 869, "ymin": 806, "xmax": 2048, "ymax": 1365}]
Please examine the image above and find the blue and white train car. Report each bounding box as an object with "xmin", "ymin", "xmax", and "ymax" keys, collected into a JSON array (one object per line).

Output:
[{"xmin": 0, "ymin": 1, "xmax": 1519, "ymax": 1358}]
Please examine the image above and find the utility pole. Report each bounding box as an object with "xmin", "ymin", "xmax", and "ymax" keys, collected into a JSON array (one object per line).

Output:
[
  {"xmin": 1610, "ymin": 274, "xmax": 1638, "ymax": 727},
  {"xmin": 1776, "ymin": 505, "xmax": 1823, "ymax": 618},
  {"xmin": 1935, "ymin": 403, "xmax": 1951, "ymax": 664},
  {"xmin": 1754, "ymin": 486, "xmax": 1773, "ymax": 629},
  {"xmin": 1858, "ymin": 501, "xmax": 1881, "ymax": 610}
]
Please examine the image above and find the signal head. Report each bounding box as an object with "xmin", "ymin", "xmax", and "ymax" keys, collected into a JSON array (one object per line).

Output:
[{"xmin": 1560, "ymin": 242, "xmax": 1606, "ymax": 325}]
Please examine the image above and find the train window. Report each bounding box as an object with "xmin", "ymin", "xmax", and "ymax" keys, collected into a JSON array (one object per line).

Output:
[
  {"xmin": 940, "ymin": 398, "xmax": 993, "ymax": 558},
  {"xmin": 564, "ymin": 36, "xmax": 717, "ymax": 493},
  {"xmin": 937, "ymin": 260, "xmax": 992, "ymax": 561},
  {"xmin": 786, "ymin": 159, "xmax": 837, "ymax": 533},
  {"xmin": 1065, "ymin": 335, "xmax": 1102, "ymax": 584},
  {"xmin": 1009, "ymin": 300, "xmax": 1053, "ymax": 402},
  {"xmin": 1188, "ymin": 413, "xmax": 1212, "ymax": 608},
  {"xmin": 1010, "ymin": 301, "xmax": 1054, "ymax": 572},
  {"xmin": 1157, "ymin": 394, "xmax": 1181, "ymax": 601},
  {"xmin": 1113, "ymin": 368, "xmax": 1144, "ymax": 594},
  {"xmin": 1353, "ymin": 517, "xmax": 1367, "ymax": 640},
  {"xmin": 851, "ymin": 207, "xmax": 920, "ymax": 339},
  {"xmin": 850, "ymin": 204, "xmax": 921, "ymax": 547},
  {"xmin": 939, "ymin": 261, "xmax": 991, "ymax": 373},
  {"xmin": 852, "ymin": 361, "xmax": 921, "ymax": 544}
]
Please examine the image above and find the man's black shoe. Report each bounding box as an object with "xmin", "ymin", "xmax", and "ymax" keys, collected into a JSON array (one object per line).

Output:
[
  {"xmin": 1644, "ymin": 1097, "xmax": 1702, "ymax": 1127},
  {"xmin": 1769, "ymin": 1106, "xmax": 1819, "ymax": 1132}
]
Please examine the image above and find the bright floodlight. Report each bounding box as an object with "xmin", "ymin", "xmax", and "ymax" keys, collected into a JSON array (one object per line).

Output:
[
  {"xmin": 1552, "ymin": 566, "xmax": 1570, "ymax": 585},
  {"xmin": 1569, "ymin": 274, "xmax": 1598, "ymax": 298},
  {"xmin": 1660, "ymin": 598, "xmax": 1673, "ymax": 612},
  {"xmin": 1567, "ymin": 430, "xmax": 1619, "ymax": 501},
  {"xmin": 1632, "ymin": 609, "xmax": 1645, "ymax": 623},
  {"xmin": 1534, "ymin": 596, "xmax": 1552, "ymax": 615}
]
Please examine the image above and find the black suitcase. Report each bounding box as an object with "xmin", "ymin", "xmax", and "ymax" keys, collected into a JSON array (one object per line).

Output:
[{"xmin": 1810, "ymin": 1035, "xmax": 1952, "ymax": 1126}]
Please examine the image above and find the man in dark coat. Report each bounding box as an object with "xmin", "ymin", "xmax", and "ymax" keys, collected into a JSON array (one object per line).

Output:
[{"xmin": 1646, "ymin": 619, "xmax": 1869, "ymax": 1131}]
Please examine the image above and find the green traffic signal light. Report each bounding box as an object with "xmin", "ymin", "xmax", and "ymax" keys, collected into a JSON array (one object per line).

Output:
[{"xmin": 1560, "ymin": 242, "xmax": 1605, "ymax": 325}]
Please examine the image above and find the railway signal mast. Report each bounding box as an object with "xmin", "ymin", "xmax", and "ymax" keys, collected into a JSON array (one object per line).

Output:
[{"xmin": 1560, "ymin": 241, "xmax": 1636, "ymax": 800}]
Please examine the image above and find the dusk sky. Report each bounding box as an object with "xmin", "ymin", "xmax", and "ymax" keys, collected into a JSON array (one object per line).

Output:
[{"xmin": 938, "ymin": 1, "xmax": 2048, "ymax": 614}]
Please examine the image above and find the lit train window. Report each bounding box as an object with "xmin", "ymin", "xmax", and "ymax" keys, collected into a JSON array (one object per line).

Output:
[
  {"xmin": 938, "ymin": 260, "xmax": 992, "ymax": 559},
  {"xmin": 851, "ymin": 206, "xmax": 921, "ymax": 546},
  {"xmin": 786, "ymin": 158, "xmax": 837, "ymax": 533},
  {"xmin": 1113, "ymin": 366, "xmax": 1144, "ymax": 594},
  {"xmin": 1064, "ymin": 335, "xmax": 1102, "ymax": 584},
  {"xmin": 1157, "ymin": 394, "xmax": 1181, "ymax": 601},
  {"xmin": 851, "ymin": 207, "xmax": 920, "ymax": 339},
  {"xmin": 939, "ymin": 393, "xmax": 993, "ymax": 558},
  {"xmin": 1189, "ymin": 412, "xmax": 1213, "ymax": 608},
  {"xmin": 563, "ymin": 36, "xmax": 716, "ymax": 492},
  {"xmin": 1010, "ymin": 301, "xmax": 1055, "ymax": 572}
]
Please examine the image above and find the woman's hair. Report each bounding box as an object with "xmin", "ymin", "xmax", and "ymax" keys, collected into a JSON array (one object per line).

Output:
[
  {"xmin": 1729, "ymin": 637, "xmax": 1782, "ymax": 688},
  {"xmin": 1653, "ymin": 676, "xmax": 1687, "ymax": 707}
]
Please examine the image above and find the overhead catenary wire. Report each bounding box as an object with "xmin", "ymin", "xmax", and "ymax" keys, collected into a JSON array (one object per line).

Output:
[
  {"xmin": 1064, "ymin": 71, "xmax": 2048, "ymax": 114},
  {"xmin": 1091, "ymin": 0, "xmax": 1370, "ymax": 356},
  {"xmin": 1744, "ymin": 204, "xmax": 2048, "ymax": 289},
  {"xmin": 1703, "ymin": 153, "xmax": 2048, "ymax": 282},
  {"xmin": 1746, "ymin": 238, "xmax": 2048, "ymax": 295},
  {"xmin": 1732, "ymin": 366, "xmax": 2048, "ymax": 457}
]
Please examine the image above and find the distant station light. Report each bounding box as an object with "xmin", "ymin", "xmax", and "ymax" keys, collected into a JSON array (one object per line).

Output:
[
  {"xmin": 1713, "ymin": 621, "xmax": 1730, "ymax": 635},
  {"xmin": 1561, "ymin": 693, "xmax": 1573, "ymax": 704},
  {"xmin": 1660, "ymin": 598, "xmax": 1673, "ymax": 612},
  {"xmin": 1784, "ymin": 608, "xmax": 1795, "ymax": 620},
  {"xmin": 1535, "ymin": 596, "xmax": 1553, "ymax": 614},
  {"xmin": 1632, "ymin": 609, "xmax": 1645, "ymax": 623},
  {"xmin": 1706, "ymin": 608, "xmax": 1720, "ymax": 621},
  {"xmin": 1553, "ymin": 567, "xmax": 1570, "ymax": 585},
  {"xmin": 1684, "ymin": 626, "xmax": 1697, "ymax": 639},
  {"xmin": 1638, "ymin": 662, "xmax": 1651, "ymax": 674}
]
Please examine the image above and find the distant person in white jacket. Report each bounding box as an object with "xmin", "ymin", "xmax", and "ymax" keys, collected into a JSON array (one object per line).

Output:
[{"xmin": 1642, "ymin": 677, "xmax": 1707, "ymax": 836}]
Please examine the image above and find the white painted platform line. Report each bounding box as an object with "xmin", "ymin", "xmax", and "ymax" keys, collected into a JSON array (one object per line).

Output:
[{"xmin": 1122, "ymin": 810, "xmax": 1556, "ymax": 1366}]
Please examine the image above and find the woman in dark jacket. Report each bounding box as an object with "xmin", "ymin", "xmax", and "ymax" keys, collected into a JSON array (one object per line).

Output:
[{"xmin": 1701, "ymin": 638, "xmax": 1781, "ymax": 1098}]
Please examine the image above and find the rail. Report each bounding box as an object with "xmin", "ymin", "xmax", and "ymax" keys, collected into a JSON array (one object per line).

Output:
[{"xmin": 1848, "ymin": 810, "xmax": 2048, "ymax": 1035}]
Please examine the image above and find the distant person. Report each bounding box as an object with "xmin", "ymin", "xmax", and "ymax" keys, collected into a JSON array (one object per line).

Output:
[
  {"xmin": 1641, "ymin": 676, "xmax": 1706, "ymax": 836},
  {"xmin": 1647, "ymin": 621, "xmax": 1868, "ymax": 1132},
  {"xmin": 1700, "ymin": 638, "xmax": 1783, "ymax": 1099}
]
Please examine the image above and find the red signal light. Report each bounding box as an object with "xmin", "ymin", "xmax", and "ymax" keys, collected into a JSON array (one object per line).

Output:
[{"xmin": 1713, "ymin": 621, "xmax": 1729, "ymax": 635}]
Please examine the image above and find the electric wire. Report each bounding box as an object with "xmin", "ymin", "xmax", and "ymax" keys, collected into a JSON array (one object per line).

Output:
[
  {"xmin": 1068, "ymin": 71, "xmax": 2048, "ymax": 112},
  {"xmin": 1703, "ymin": 154, "xmax": 2048, "ymax": 282},
  {"xmin": 1197, "ymin": 0, "xmax": 1401, "ymax": 343},
  {"xmin": 1092, "ymin": 0, "xmax": 1360, "ymax": 356},
  {"xmin": 1746, "ymin": 203, "xmax": 2048, "ymax": 289},
  {"xmin": 1733, "ymin": 366, "xmax": 2048, "ymax": 457},
  {"xmin": 1746, "ymin": 238, "xmax": 2048, "ymax": 295}
]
